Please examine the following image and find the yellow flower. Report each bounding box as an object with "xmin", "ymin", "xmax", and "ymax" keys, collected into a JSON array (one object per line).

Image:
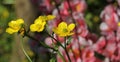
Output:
[
  {"xmin": 30, "ymin": 15, "xmax": 55, "ymax": 32},
  {"xmin": 38, "ymin": 16, "xmax": 47, "ymax": 22},
  {"xmin": 53, "ymin": 22, "xmax": 75, "ymax": 37},
  {"xmin": 38, "ymin": 15, "xmax": 55, "ymax": 22},
  {"xmin": 30, "ymin": 18, "xmax": 46, "ymax": 32},
  {"xmin": 47, "ymin": 15, "xmax": 56, "ymax": 20},
  {"xmin": 6, "ymin": 19, "xmax": 24, "ymax": 34}
]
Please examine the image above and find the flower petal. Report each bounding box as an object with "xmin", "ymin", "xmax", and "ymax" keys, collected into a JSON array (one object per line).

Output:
[
  {"xmin": 34, "ymin": 18, "xmax": 42, "ymax": 24},
  {"xmin": 37, "ymin": 21, "xmax": 46, "ymax": 32},
  {"xmin": 47, "ymin": 15, "xmax": 55, "ymax": 20},
  {"xmin": 38, "ymin": 16, "xmax": 47, "ymax": 21},
  {"xmin": 68, "ymin": 23, "xmax": 75, "ymax": 31},
  {"xmin": 6, "ymin": 28, "xmax": 16, "ymax": 34},
  {"xmin": 8, "ymin": 20, "xmax": 16, "ymax": 27},
  {"xmin": 30, "ymin": 24, "xmax": 38, "ymax": 32},
  {"xmin": 16, "ymin": 19, "xmax": 24, "ymax": 24},
  {"xmin": 58, "ymin": 22, "xmax": 67, "ymax": 29},
  {"xmin": 53, "ymin": 27, "xmax": 59, "ymax": 34}
]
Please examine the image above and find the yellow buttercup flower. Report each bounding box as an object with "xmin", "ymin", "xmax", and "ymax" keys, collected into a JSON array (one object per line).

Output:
[
  {"xmin": 6, "ymin": 19, "xmax": 24, "ymax": 34},
  {"xmin": 47, "ymin": 15, "xmax": 56, "ymax": 20},
  {"xmin": 38, "ymin": 15, "xmax": 55, "ymax": 22},
  {"xmin": 38, "ymin": 16, "xmax": 47, "ymax": 22},
  {"xmin": 53, "ymin": 22, "xmax": 75, "ymax": 37},
  {"xmin": 30, "ymin": 15, "xmax": 55, "ymax": 32},
  {"xmin": 30, "ymin": 18, "xmax": 46, "ymax": 32}
]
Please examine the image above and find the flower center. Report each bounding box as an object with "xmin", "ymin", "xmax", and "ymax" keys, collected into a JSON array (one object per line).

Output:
[
  {"xmin": 36, "ymin": 24, "xmax": 42, "ymax": 29},
  {"xmin": 63, "ymin": 28, "xmax": 68, "ymax": 33}
]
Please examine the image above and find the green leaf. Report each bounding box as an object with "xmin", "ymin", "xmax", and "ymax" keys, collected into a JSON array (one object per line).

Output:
[
  {"xmin": 50, "ymin": 57, "xmax": 56, "ymax": 62},
  {"xmin": 94, "ymin": 51, "xmax": 105, "ymax": 60},
  {"xmin": 56, "ymin": 41, "xmax": 62, "ymax": 46},
  {"xmin": 67, "ymin": 37, "xmax": 72, "ymax": 45}
]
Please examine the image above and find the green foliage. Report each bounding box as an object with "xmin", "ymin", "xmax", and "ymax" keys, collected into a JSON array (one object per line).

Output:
[
  {"xmin": 50, "ymin": 57, "xmax": 56, "ymax": 62},
  {"xmin": 66, "ymin": 37, "xmax": 72, "ymax": 45},
  {"xmin": 94, "ymin": 51, "xmax": 105, "ymax": 60},
  {"xmin": 0, "ymin": 0, "xmax": 15, "ymax": 62},
  {"xmin": 85, "ymin": 0, "xmax": 109, "ymax": 35}
]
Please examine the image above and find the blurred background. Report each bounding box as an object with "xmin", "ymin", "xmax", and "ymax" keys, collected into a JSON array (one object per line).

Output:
[{"xmin": 0, "ymin": 0, "xmax": 118, "ymax": 62}]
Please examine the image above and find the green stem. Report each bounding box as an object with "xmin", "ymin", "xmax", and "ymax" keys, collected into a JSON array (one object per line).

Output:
[
  {"xmin": 45, "ymin": 30, "xmax": 64, "ymax": 48},
  {"xmin": 50, "ymin": 32, "xmax": 66, "ymax": 62},
  {"xmin": 20, "ymin": 37, "xmax": 32, "ymax": 62},
  {"xmin": 45, "ymin": 30, "xmax": 71, "ymax": 62},
  {"xmin": 66, "ymin": 0, "xmax": 83, "ymax": 61},
  {"xmin": 64, "ymin": 37, "xmax": 71, "ymax": 62},
  {"xmin": 52, "ymin": 0, "xmax": 63, "ymax": 22},
  {"xmin": 57, "ymin": 51, "xmax": 66, "ymax": 62},
  {"xmin": 25, "ymin": 33, "xmax": 57, "ymax": 51}
]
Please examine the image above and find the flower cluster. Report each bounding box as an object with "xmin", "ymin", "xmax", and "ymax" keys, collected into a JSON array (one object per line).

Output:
[
  {"xmin": 6, "ymin": 14, "xmax": 75, "ymax": 62},
  {"xmin": 6, "ymin": 15, "xmax": 57, "ymax": 33}
]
